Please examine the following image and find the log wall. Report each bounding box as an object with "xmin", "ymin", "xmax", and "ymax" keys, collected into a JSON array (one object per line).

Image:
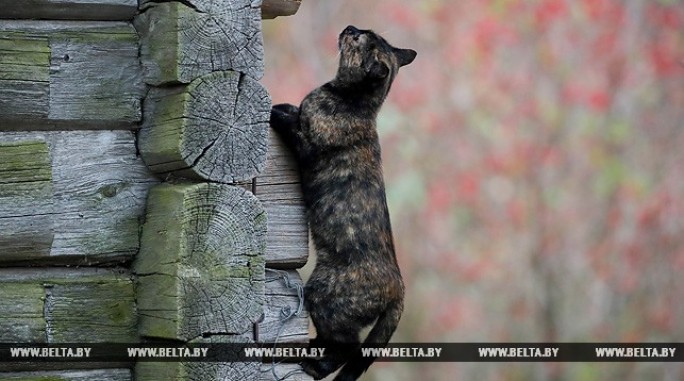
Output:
[{"xmin": 0, "ymin": 0, "xmax": 310, "ymax": 379}]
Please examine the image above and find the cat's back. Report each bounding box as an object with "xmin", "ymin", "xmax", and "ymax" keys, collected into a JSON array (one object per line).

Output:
[
  {"xmin": 297, "ymin": 89, "xmax": 394, "ymax": 263},
  {"xmin": 297, "ymin": 84, "xmax": 385, "ymax": 201}
]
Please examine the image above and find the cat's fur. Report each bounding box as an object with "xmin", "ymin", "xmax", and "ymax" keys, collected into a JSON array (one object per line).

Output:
[{"xmin": 269, "ymin": 25, "xmax": 416, "ymax": 381}]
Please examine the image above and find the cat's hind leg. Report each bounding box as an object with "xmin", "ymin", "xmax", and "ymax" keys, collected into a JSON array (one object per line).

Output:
[{"xmin": 300, "ymin": 329, "xmax": 359, "ymax": 380}]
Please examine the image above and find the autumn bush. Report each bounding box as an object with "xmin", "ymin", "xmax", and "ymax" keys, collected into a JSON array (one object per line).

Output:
[{"xmin": 263, "ymin": 1, "xmax": 684, "ymax": 379}]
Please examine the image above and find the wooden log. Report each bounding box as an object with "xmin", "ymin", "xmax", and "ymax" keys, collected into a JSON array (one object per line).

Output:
[
  {"xmin": 0, "ymin": 139, "xmax": 54, "ymax": 261},
  {"xmin": 260, "ymin": 270, "xmax": 309, "ymax": 343},
  {"xmin": 261, "ymin": 0, "xmax": 302, "ymax": 19},
  {"xmin": 0, "ymin": 369, "xmax": 132, "ymax": 381},
  {"xmin": 0, "ymin": 21, "xmax": 144, "ymax": 130},
  {"xmin": 256, "ymin": 133, "xmax": 309, "ymax": 268},
  {"xmin": 0, "ymin": 268, "xmax": 137, "ymax": 343},
  {"xmin": 262, "ymin": 201, "xmax": 308, "ymax": 269},
  {"xmin": 138, "ymin": 71, "xmax": 270, "ymax": 184},
  {"xmin": 137, "ymin": 340, "xmax": 313, "ymax": 381},
  {"xmin": 136, "ymin": 183, "xmax": 267, "ymax": 341},
  {"xmin": 0, "ymin": 131, "xmax": 158, "ymax": 265},
  {"xmin": 137, "ymin": 362, "xmax": 260, "ymax": 381},
  {"xmin": 0, "ymin": 0, "xmax": 138, "ymax": 21},
  {"xmin": 260, "ymin": 363, "xmax": 312, "ymax": 381},
  {"xmin": 135, "ymin": 0, "xmax": 264, "ymax": 85},
  {"xmin": 258, "ymin": 129, "xmax": 302, "ymax": 193},
  {"xmin": 135, "ymin": 336, "xmax": 259, "ymax": 381}
]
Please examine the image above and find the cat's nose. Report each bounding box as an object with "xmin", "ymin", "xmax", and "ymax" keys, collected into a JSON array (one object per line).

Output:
[{"xmin": 343, "ymin": 25, "xmax": 361, "ymax": 37}]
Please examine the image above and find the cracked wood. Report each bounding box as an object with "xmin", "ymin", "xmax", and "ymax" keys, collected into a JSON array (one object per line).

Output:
[
  {"xmin": 135, "ymin": 0, "xmax": 265, "ymax": 85},
  {"xmin": 0, "ymin": 369, "xmax": 132, "ymax": 381},
  {"xmin": 135, "ymin": 183, "xmax": 267, "ymax": 341},
  {"xmin": 0, "ymin": 268, "xmax": 137, "ymax": 343},
  {"xmin": 139, "ymin": 71, "xmax": 270, "ymax": 184},
  {"xmin": 260, "ymin": 270, "xmax": 309, "ymax": 343},
  {"xmin": 256, "ymin": 133, "xmax": 309, "ymax": 268},
  {"xmin": 0, "ymin": 131, "xmax": 158, "ymax": 265},
  {"xmin": 0, "ymin": 21, "xmax": 144, "ymax": 130}
]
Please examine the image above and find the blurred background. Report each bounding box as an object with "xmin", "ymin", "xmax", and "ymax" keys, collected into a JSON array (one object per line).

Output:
[{"xmin": 261, "ymin": 1, "xmax": 684, "ymax": 380}]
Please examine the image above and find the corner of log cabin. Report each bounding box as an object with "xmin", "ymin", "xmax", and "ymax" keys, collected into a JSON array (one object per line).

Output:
[
  {"xmin": 135, "ymin": 183, "xmax": 266, "ymax": 340},
  {"xmin": 138, "ymin": 71, "xmax": 270, "ymax": 184},
  {"xmin": 0, "ymin": 0, "xmax": 310, "ymax": 379}
]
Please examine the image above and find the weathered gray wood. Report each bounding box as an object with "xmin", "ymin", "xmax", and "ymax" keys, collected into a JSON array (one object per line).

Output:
[
  {"xmin": 0, "ymin": 369, "xmax": 132, "ymax": 381},
  {"xmin": 256, "ymin": 133, "xmax": 309, "ymax": 268},
  {"xmin": 0, "ymin": 268, "xmax": 137, "ymax": 343},
  {"xmin": 137, "ymin": 362, "xmax": 260, "ymax": 381},
  {"xmin": 260, "ymin": 363, "xmax": 312, "ymax": 381},
  {"xmin": 0, "ymin": 0, "xmax": 138, "ymax": 21},
  {"xmin": 0, "ymin": 21, "xmax": 143, "ymax": 130},
  {"xmin": 136, "ymin": 336, "xmax": 259, "ymax": 381},
  {"xmin": 135, "ymin": 0, "xmax": 264, "ymax": 85},
  {"xmin": 0, "ymin": 140, "xmax": 54, "ymax": 260},
  {"xmin": 0, "ymin": 131, "xmax": 158, "ymax": 265},
  {"xmin": 136, "ymin": 183, "xmax": 267, "ymax": 341},
  {"xmin": 258, "ymin": 130, "xmax": 301, "ymax": 190},
  {"xmin": 261, "ymin": 0, "xmax": 301, "ymax": 19},
  {"xmin": 138, "ymin": 358, "xmax": 314, "ymax": 381},
  {"xmin": 139, "ymin": 71, "xmax": 270, "ymax": 184},
  {"xmin": 262, "ymin": 202, "xmax": 308, "ymax": 268},
  {"xmin": 138, "ymin": 343, "xmax": 313, "ymax": 381},
  {"xmin": 260, "ymin": 270, "xmax": 309, "ymax": 343}
]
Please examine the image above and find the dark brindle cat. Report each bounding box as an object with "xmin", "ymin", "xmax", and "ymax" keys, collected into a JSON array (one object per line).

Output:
[{"xmin": 269, "ymin": 25, "xmax": 416, "ymax": 381}]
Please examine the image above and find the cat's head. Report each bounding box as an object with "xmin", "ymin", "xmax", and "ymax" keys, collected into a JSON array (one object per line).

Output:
[{"xmin": 337, "ymin": 25, "xmax": 416, "ymax": 90}]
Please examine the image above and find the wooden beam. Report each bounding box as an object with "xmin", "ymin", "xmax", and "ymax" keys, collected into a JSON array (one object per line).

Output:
[
  {"xmin": 0, "ymin": 268, "xmax": 137, "ymax": 343},
  {"xmin": 139, "ymin": 71, "xmax": 270, "ymax": 184},
  {"xmin": 136, "ymin": 183, "xmax": 267, "ymax": 341},
  {"xmin": 260, "ymin": 270, "xmax": 309, "ymax": 343},
  {"xmin": 260, "ymin": 363, "xmax": 312, "ymax": 381},
  {"xmin": 137, "ymin": 349, "xmax": 314, "ymax": 381},
  {"xmin": 0, "ymin": 0, "xmax": 138, "ymax": 21},
  {"xmin": 135, "ymin": 336, "xmax": 260, "ymax": 381},
  {"xmin": 137, "ymin": 363, "xmax": 260, "ymax": 381},
  {"xmin": 0, "ymin": 21, "xmax": 144, "ymax": 130},
  {"xmin": 0, "ymin": 369, "xmax": 132, "ymax": 381},
  {"xmin": 256, "ymin": 133, "xmax": 309, "ymax": 268},
  {"xmin": 0, "ymin": 140, "xmax": 54, "ymax": 260},
  {"xmin": 0, "ymin": 131, "xmax": 158, "ymax": 265},
  {"xmin": 261, "ymin": 0, "xmax": 302, "ymax": 19},
  {"xmin": 135, "ymin": 0, "xmax": 264, "ymax": 85}
]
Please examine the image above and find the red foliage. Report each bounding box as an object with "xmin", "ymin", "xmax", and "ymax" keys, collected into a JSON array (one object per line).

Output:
[
  {"xmin": 383, "ymin": 3, "xmax": 420, "ymax": 30},
  {"xmin": 456, "ymin": 172, "xmax": 480, "ymax": 202},
  {"xmin": 263, "ymin": 2, "xmax": 684, "ymax": 374},
  {"xmin": 649, "ymin": 39, "xmax": 681, "ymax": 76},
  {"xmin": 534, "ymin": 0, "xmax": 568, "ymax": 30},
  {"xmin": 506, "ymin": 199, "xmax": 526, "ymax": 226},
  {"xmin": 587, "ymin": 89, "xmax": 611, "ymax": 111},
  {"xmin": 581, "ymin": 0, "xmax": 624, "ymax": 23},
  {"xmin": 647, "ymin": 3, "xmax": 684, "ymax": 29},
  {"xmin": 427, "ymin": 180, "xmax": 455, "ymax": 212}
]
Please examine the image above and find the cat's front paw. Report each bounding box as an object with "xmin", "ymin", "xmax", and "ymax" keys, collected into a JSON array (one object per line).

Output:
[
  {"xmin": 272, "ymin": 103, "xmax": 299, "ymax": 116},
  {"xmin": 270, "ymin": 103, "xmax": 300, "ymax": 132}
]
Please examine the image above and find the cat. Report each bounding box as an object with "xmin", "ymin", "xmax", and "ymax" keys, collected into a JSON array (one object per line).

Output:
[{"xmin": 269, "ymin": 25, "xmax": 416, "ymax": 381}]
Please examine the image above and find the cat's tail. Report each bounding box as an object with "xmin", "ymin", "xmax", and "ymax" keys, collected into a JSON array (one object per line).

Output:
[{"xmin": 333, "ymin": 299, "xmax": 404, "ymax": 381}]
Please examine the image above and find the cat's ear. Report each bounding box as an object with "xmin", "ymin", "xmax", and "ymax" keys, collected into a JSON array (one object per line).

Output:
[
  {"xmin": 366, "ymin": 60, "xmax": 390, "ymax": 79},
  {"xmin": 395, "ymin": 48, "xmax": 417, "ymax": 67}
]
